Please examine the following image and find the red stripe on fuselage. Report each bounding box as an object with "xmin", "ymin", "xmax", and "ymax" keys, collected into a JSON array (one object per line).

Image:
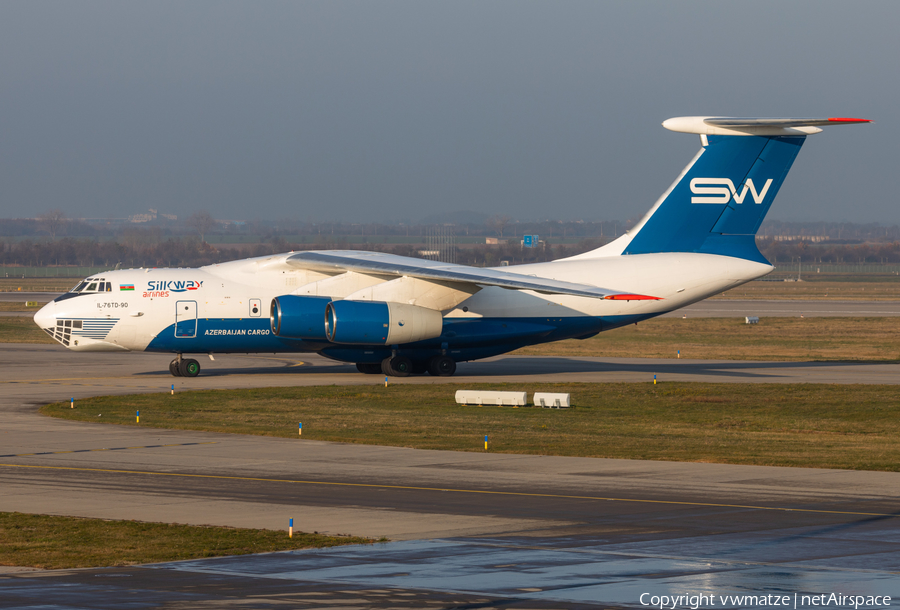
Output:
[{"xmin": 603, "ymin": 294, "xmax": 662, "ymax": 301}]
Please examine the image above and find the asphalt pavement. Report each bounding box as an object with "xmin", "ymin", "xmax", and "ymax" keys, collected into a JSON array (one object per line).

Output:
[{"xmin": 2, "ymin": 338, "xmax": 900, "ymax": 608}]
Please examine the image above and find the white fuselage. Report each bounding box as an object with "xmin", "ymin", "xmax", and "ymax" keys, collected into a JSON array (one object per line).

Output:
[{"xmin": 34, "ymin": 250, "xmax": 771, "ymax": 358}]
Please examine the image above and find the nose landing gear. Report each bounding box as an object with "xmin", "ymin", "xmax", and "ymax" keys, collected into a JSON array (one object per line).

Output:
[{"xmin": 169, "ymin": 355, "xmax": 200, "ymax": 378}]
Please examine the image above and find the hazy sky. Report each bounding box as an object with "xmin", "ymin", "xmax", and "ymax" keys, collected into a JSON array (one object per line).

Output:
[{"xmin": 0, "ymin": 1, "xmax": 895, "ymax": 224}]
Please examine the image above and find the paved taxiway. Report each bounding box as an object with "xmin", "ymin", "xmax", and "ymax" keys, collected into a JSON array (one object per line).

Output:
[
  {"xmin": 0, "ymin": 291, "xmax": 59, "ymax": 302},
  {"xmin": 3, "ymin": 343, "xmax": 900, "ymax": 397},
  {"xmin": 2, "ymin": 343, "xmax": 900, "ymax": 607}
]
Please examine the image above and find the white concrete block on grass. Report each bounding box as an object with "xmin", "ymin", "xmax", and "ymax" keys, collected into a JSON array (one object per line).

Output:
[
  {"xmin": 533, "ymin": 392, "xmax": 571, "ymax": 408},
  {"xmin": 455, "ymin": 390, "xmax": 527, "ymax": 407}
]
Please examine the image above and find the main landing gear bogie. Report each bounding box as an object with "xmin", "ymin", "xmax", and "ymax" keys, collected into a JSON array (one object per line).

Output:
[
  {"xmin": 365, "ymin": 354, "xmax": 456, "ymax": 377},
  {"xmin": 169, "ymin": 356, "xmax": 200, "ymax": 378},
  {"xmin": 382, "ymin": 356, "xmax": 413, "ymax": 377},
  {"xmin": 427, "ymin": 355, "xmax": 456, "ymax": 377},
  {"xmin": 356, "ymin": 362, "xmax": 383, "ymax": 375}
]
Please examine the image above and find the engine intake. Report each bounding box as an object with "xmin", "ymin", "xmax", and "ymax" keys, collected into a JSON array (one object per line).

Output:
[
  {"xmin": 270, "ymin": 295, "xmax": 332, "ymax": 340},
  {"xmin": 325, "ymin": 300, "xmax": 443, "ymax": 345}
]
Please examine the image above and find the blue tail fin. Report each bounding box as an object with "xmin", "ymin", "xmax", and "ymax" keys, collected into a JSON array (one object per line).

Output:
[
  {"xmin": 624, "ymin": 134, "xmax": 804, "ymax": 263},
  {"xmin": 589, "ymin": 116, "xmax": 870, "ymax": 264}
]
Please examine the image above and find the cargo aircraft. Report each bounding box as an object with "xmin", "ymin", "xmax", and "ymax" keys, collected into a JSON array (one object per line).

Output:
[{"xmin": 34, "ymin": 116, "xmax": 869, "ymax": 377}]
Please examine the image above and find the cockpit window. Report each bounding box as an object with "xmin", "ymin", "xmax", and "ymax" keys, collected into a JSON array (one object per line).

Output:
[{"xmin": 69, "ymin": 278, "xmax": 109, "ymax": 294}]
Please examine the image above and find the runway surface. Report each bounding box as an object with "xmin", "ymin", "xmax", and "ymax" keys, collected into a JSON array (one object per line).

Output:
[
  {"xmin": 3, "ymin": 343, "xmax": 899, "ymax": 397},
  {"xmin": 0, "ymin": 291, "xmax": 59, "ymax": 302},
  {"xmin": 2, "ymin": 344, "xmax": 900, "ymax": 608}
]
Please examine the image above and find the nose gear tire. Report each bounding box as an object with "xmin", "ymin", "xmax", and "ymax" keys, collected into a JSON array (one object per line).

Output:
[
  {"xmin": 179, "ymin": 358, "xmax": 201, "ymax": 377},
  {"xmin": 169, "ymin": 359, "xmax": 182, "ymax": 377}
]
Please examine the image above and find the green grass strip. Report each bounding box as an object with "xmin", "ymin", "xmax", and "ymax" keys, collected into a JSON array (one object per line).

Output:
[
  {"xmin": 0, "ymin": 511, "xmax": 373, "ymax": 569},
  {"xmin": 0, "ymin": 317, "xmax": 54, "ymax": 344},
  {"xmin": 513, "ymin": 317, "xmax": 900, "ymax": 361},
  {"xmin": 41, "ymin": 382, "xmax": 900, "ymax": 471}
]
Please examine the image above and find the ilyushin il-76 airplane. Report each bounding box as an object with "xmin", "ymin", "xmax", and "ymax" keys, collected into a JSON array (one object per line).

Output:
[{"xmin": 35, "ymin": 116, "xmax": 869, "ymax": 377}]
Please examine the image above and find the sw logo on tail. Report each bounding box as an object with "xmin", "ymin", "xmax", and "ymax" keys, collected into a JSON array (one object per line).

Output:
[{"xmin": 690, "ymin": 178, "xmax": 773, "ymax": 204}]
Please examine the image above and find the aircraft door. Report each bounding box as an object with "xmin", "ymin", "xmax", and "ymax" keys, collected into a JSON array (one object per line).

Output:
[{"xmin": 175, "ymin": 300, "xmax": 198, "ymax": 338}]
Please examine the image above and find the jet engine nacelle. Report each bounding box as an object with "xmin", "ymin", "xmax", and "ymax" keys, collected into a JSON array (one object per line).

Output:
[
  {"xmin": 325, "ymin": 300, "xmax": 443, "ymax": 345},
  {"xmin": 270, "ymin": 295, "xmax": 332, "ymax": 340}
]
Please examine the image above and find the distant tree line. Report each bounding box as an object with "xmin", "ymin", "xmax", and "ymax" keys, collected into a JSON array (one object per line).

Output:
[
  {"xmin": 759, "ymin": 238, "xmax": 900, "ymax": 265},
  {"xmin": 0, "ymin": 214, "xmax": 629, "ymax": 241},
  {"xmin": 5, "ymin": 211, "xmax": 900, "ymax": 270},
  {"xmin": 6, "ymin": 213, "xmax": 900, "ymax": 245},
  {"xmin": 6, "ymin": 234, "xmax": 900, "ymax": 270},
  {"xmin": 758, "ymin": 220, "xmax": 900, "ymax": 243},
  {"xmin": 0, "ymin": 234, "xmax": 612, "ymax": 269}
]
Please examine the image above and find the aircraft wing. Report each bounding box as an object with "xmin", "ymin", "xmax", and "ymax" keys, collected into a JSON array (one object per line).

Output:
[{"xmin": 284, "ymin": 250, "xmax": 657, "ymax": 301}]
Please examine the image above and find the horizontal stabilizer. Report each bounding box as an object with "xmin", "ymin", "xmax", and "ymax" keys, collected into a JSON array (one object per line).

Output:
[
  {"xmin": 705, "ymin": 117, "xmax": 871, "ymax": 127},
  {"xmin": 663, "ymin": 116, "xmax": 871, "ymax": 136}
]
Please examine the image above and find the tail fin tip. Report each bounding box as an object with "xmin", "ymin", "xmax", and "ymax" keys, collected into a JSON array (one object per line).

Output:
[
  {"xmin": 569, "ymin": 115, "xmax": 869, "ymax": 263},
  {"xmin": 663, "ymin": 116, "xmax": 871, "ymax": 136}
]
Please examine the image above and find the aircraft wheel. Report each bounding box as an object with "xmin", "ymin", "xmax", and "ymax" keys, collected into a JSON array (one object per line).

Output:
[
  {"xmin": 427, "ymin": 355, "xmax": 456, "ymax": 377},
  {"xmin": 387, "ymin": 356, "xmax": 412, "ymax": 377},
  {"xmin": 356, "ymin": 362, "xmax": 382, "ymax": 374},
  {"xmin": 179, "ymin": 358, "xmax": 201, "ymax": 377},
  {"xmin": 169, "ymin": 359, "xmax": 182, "ymax": 377}
]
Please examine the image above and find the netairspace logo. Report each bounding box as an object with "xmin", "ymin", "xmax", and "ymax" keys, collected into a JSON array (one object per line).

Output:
[{"xmin": 639, "ymin": 592, "xmax": 892, "ymax": 609}]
